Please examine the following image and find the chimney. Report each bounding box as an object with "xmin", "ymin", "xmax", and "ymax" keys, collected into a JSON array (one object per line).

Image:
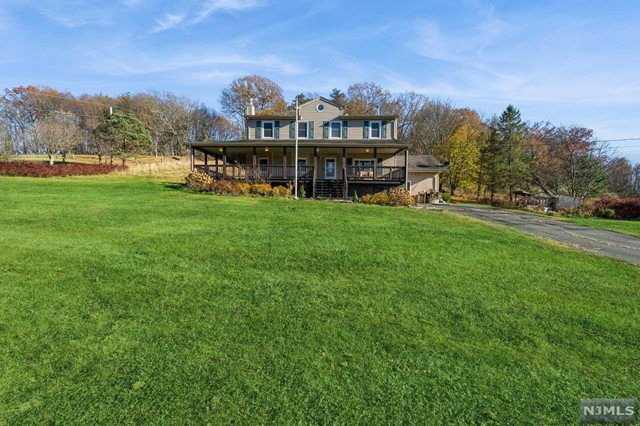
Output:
[{"xmin": 246, "ymin": 98, "xmax": 255, "ymax": 116}]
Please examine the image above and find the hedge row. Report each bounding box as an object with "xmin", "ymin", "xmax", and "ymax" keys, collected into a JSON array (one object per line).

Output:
[
  {"xmin": 0, "ymin": 161, "xmax": 126, "ymax": 177},
  {"xmin": 595, "ymin": 197, "xmax": 640, "ymax": 219},
  {"xmin": 185, "ymin": 170, "xmax": 291, "ymax": 197}
]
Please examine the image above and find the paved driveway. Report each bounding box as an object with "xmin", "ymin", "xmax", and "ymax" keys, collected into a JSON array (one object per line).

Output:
[{"xmin": 444, "ymin": 204, "xmax": 640, "ymax": 266}]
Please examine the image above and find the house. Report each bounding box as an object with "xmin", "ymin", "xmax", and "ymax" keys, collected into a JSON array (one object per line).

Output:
[
  {"xmin": 187, "ymin": 97, "xmax": 410, "ymax": 198},
  {"xmin": 407, "ymin": 155, "xmax": 446, "ymax": 196}
]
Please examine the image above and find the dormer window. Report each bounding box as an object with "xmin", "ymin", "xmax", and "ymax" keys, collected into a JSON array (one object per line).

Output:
[
  {"xmin": 262, "ymin": 121, "xmax": 274, "ymax": 138},
  {"xmin": 370, "ymin": 121, "xmax": 381, "ymax": 139}
]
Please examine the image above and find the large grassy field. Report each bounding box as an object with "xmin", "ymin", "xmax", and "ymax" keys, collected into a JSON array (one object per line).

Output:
[{"xmin": 1, "ymin": 177, "xmax": 639, "ymax": 425}]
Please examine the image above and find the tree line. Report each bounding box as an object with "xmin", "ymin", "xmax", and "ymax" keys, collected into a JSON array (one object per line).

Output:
[
  {"xmin": 0, "ymin": 86, "xmax": 236, "ymax": 165},
  {"xmin": 1, "ymin": 77, "xmax": 639, "ymax": 197}
]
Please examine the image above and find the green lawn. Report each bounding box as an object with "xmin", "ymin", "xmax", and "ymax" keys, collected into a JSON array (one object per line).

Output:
[
  {"xmin": 559, "ymin": 216, "xmax": 640, "ymax": 237},
  {"xmin": 1, "ymin": 177, "xmax": 639, "ymax": 425}
]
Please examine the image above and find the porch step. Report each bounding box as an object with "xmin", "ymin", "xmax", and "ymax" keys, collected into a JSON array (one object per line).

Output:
[{"xmin": 315, "ymin": 180, "xmax": 345, "ymax": 199}]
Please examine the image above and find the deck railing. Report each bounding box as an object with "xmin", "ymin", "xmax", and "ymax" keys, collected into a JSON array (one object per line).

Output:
[
  {"xmin": 196, "ymin": 164, "xmax": 315, "ymax": 181},
  {"xmin": 345, "ymin": 166, "xmax": 405, "ymax": 181},
  {"xmin": 196, "ymin": 164, "xmax": 405, "ymax": 182}
]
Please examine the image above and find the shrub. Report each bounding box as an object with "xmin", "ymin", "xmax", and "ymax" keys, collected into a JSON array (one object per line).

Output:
[
  {"xmin": 362, "ymin": 192, "xmax": 390, "ymax": 205},
  {"xmin": 250, "ymin": 183, "xmax": 273, "ymax": 196},
  {"xmin": 441, "ymin": 193, "xmax": 451, "ymax": 203},
  {"xmin": 363, "ymin": 189, "xmax": 413, "ymax": 206},
  {"xmin": 387, "ymin": 188, "xmax": 414, "ymax": 206},
  {"xmin": 595, "ymin": 198, "xmax": 640, "ymax": 219},
  {"xmin": 299, "ymin": 184, "xmax": 306, "ymax": 198},
  {"xmin": 210, "ymin": 180, "xmax": 241, "ymax": 195},
  {"xmin": 185, "ymin": 170, "xmax": 213, "ymax": 191},
  {"xmin": 236, "ymin": 183, "xmax": 251, "ymax": 195},
  {"xmin": 0, "ymin": 161, "xmax": 126, "ymax": 177},
  {"xmin": 595, "ymin": 207, "xmax": 616, "ymax": 219},
  {"xmin": 271, "ymin": 185, "xmax": 291, "ymax": 198}
]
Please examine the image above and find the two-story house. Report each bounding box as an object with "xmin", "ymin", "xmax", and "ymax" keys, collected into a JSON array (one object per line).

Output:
[{"xmin": 188, "ymin": 97, "xmax": 410, "ymax": 198}]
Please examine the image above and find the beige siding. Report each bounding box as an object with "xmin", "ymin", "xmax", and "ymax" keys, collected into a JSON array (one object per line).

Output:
[
  {"xmin": 246, "ymin": 98, "xmax": 398, "ymax": 141},
  {"xmin": 408, "ymin": 172, "xmax": 439, "ymax": 195},
  {"xmin": 247, "ymin": 119, "xmax": 292, "ymax": 140}
]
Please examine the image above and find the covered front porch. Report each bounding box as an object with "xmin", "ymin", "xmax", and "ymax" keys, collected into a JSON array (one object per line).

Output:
[{"xmin": 188, "ymin": 140, "xmax": 410, "ymax": 198}]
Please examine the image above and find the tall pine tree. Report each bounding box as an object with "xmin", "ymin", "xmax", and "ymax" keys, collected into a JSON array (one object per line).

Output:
[{"xmin": 494, "ymin": 105, "xmax": 529, "ymax": 202}]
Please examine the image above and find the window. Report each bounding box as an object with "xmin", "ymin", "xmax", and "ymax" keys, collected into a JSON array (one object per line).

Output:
[
  {"xmin": 354, "ymin": 160, "xmax": 374, "ymax": 167},
  {"xmin": 262, "ymin": 121, "xmax": 274, "ymax": 138},
  {"xmin": 370, "ymin": 121, "xmax": 381, "ymax": 139},
  {"xmin": 330, "ymin": 121, "xmax": 342, "ymax": 139},
  {"xmin": 298, "ymin": 121, "xmax": 308, "ymax": 139}
]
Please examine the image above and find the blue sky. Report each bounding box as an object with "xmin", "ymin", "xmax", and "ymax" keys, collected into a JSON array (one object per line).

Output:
[{"xmin": 1, "ymin": 0, "xmax": 640, "ymax": 162}]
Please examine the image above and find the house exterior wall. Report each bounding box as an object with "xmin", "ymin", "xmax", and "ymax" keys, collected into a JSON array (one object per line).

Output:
[
  {"xmin": 408, "ymin": 172, "xmax": 440, "ymax": 195},
  {"xmin": 246, "ymin": 99, "xmax": 398, "ymax": 142}
]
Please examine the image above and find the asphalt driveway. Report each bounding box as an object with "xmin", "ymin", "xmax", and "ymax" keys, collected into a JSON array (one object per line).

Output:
[{"xmin": 444, "ymin": 204, "xmax": 640, "ymax": 266}]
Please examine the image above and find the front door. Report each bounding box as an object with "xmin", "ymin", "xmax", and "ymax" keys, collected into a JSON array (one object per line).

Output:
[
  {"xmin": 325, "ymin": 158, "xmax": 336, "ymax": 179},
  {"xmin": 258, "ymin": 158, "xmax": 269, "ymax": 178}
]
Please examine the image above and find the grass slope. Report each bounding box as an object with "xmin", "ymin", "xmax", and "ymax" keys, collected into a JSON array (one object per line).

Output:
[{"xmin": 1, "ymin": 177, "xmax": 639, "ymax": 425}]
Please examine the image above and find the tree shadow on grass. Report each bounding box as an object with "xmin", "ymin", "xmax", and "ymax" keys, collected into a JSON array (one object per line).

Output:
[{"xmin": 161, "ymin": 182, "xmax": 187, "ymax": 191}]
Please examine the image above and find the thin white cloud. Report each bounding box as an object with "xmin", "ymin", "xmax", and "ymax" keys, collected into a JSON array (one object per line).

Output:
[
  {"xmin": 0, "ymin": 8, "xmax": 11, "ymax": 31},
  {"xmin": 194, "ymin": 0, "xmax": 263, "ymax": 23},
  {"xmin": 38, "ymin": 7, "xmax": 113, "ymax": 28},
  {"xmin": 152, "ymin": 13, "xmax": 186, "ymax": 32}
]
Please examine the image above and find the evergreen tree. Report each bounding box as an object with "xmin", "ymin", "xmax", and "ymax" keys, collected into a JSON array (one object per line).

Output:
[
  {"xmin": 99, "ymin": 109, "xmax": 152, "ymax": 165},
  {"xmin": 494, "ymin": 105, "xmax": 529, "ymax": 201}
]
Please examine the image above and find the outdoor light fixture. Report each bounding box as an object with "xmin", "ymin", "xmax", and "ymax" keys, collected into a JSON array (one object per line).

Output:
[{"xmin": 265, "ymin": 147, "xmax": 269, "ymax": 152}]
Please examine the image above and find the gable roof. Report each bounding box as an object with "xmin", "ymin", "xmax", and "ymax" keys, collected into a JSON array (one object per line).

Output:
[{"xmin": 299, "ymin": 96, "xmax": 345, "ymax": 110}]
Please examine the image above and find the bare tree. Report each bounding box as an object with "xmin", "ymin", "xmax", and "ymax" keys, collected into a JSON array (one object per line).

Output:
[
  {"xmin": 345, "ymin": 82, "xmax": 397, "ymax": 115},
  {"xmin": 395, "ymin": 91, "xmax": 428, "ymax": 140},
  {"xmin": 406, "ymin": 99, "xmax": 463, "ymax": 155},
  {"xmin": 632, "ymin": 163, "xmax": 640, "ymax": 195},
  {"xmin": 33, "ymin": 111, "xmax": 82, "ymax": 165},
  {"xmin": 605, "ymin": 157, "xmax": 635, "ymax": 196}
]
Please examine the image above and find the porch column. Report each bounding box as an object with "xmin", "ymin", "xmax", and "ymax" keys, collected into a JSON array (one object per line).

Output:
[
  {"xmin": 313, "ymin": 147, "xmax": 318, "ymax": 198},
  {"xmin": 373, "ymin": 147, "xmax": 378, "ymax": 179},
  {"xmin": 222, "ymin": 147, "xmax": 227, "ymax": 179},
  {"xmin": 282, "ymin": 147, "xmax": 287, "ymax": 179},
  {"xmin": 342, "ymin": 147, "xmax": 347, "ymax": 180},
  {"xmin": 404, "ymin": 149, "xmax": 409, "ymax": 187},
  {"xmin": 252, "ymin": 147, "xmax": 257, "ymax": 180},
  {"xmin": 189, "ymin": 147, "xmax": 194, "ymax": 171}
]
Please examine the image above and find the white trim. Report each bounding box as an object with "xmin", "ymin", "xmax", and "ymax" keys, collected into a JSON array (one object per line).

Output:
[
  {"xmin": 296, "ymin": 157, "xmax": 308, "ymax": 166},
  {"xmin": 316, "ymin": 104, "xmax": 325, "ymax": 112},
  {"xmin": 297, "ymin": 121, "xmax": 309, "ymax": 139},
  {"xmin": 329, "ymin": 121, "xmax": 342, "ymax": 139},
  {"xmin": 325, "ymin": 157, "xmax": 337, "ymax": 179},
  {"xmin": 369, "ymin": 121, "xmax": 381, "ymax": 139},
  {"xmin": 262, "ymin": 121, "xmax": 275, "ymax": 139}
]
